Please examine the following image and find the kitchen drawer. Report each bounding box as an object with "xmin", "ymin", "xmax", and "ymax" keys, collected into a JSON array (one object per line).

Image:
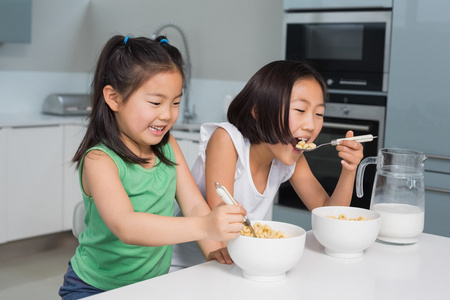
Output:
[
  {"xmin": 424, "ymin": 190, "xmax": 450, "ymax": 238},
  {"xmin": 424, "ymin": 171, "xmax": 450, "ymax": 238},
  {"xmin": 425, "ymin": 170, "xmax": 450, "ymax": 193},
  {"xmin": 425, "ymin": 154, "xmax": 450, "ymax": 174}
]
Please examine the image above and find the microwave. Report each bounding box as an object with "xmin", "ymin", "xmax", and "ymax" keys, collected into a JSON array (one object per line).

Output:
[{"xmin": 283, "ymin": 11, "xmax": 392, "ymax": 92}]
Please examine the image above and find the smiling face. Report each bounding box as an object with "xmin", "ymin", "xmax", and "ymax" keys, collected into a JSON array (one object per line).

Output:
[
  {"xmin": 265, "ymin": 78, "xmax": 325, "ymax": 165},
  {"xmin": 111, "ymin": 71, "xmax": 183, "ymax": 157}
]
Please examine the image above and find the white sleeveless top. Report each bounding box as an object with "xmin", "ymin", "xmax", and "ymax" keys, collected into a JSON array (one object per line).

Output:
[
  {"xmin": 170, "ymin": 122, "xmax": 295, "ymax": 271},
  {"xmin": 192, "ymin": 122, "xmax": 295, "ymax": 220}
]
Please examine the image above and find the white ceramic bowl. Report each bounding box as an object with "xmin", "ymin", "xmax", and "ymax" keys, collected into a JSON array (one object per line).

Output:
[
  {"xmin": 312, "ymin": 206, "xmax": 381, "ymax": 259},
  {"xmin": 227, "ymin": 220, "xmax": 306, "ymax": 282}
]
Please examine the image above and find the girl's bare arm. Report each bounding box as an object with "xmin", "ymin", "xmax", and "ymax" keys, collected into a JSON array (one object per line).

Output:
[{"xmin": 81, "ymin": 136, "xmax": 244, "ymax": 248}]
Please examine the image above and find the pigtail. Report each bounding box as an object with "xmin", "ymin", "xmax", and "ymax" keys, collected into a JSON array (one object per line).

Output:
[{"xmin": 73, "ymin": 35, "xmax": 185, "ymax": 168}]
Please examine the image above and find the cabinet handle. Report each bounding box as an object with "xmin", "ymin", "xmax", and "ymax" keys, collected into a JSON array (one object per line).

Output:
[
  {"xmin": 11, "ymin": 124, "xmax": 60, "ymax": 129},
  {"xmin": 426, "ymin": 154, "xmax": 450, "ymax": 161},
  {"xmin": 426, "ymin": 186, "xmax": 450, "ymax": 194},
  {"xmin": 322, "ymin": 122, "xmax": 370, "ymax": 132}
]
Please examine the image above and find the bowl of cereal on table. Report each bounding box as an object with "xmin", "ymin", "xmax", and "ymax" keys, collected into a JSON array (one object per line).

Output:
[
  {"xmin": 312, "ymin": 206, "xmax": 381, "ymax": 259},
  {"xmin": 227, "ymin": 220, "xmax": 306, "ymax": 282}
]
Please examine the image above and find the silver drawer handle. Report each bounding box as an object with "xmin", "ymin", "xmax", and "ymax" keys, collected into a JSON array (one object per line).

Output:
[
  {"xmin": 426, "ymin": 154, "xmax": 450, "ymax": 161},
  {"xmin": 322, "ymin": 122, "xmax": 370, "ymax": 132},
  {"xmin": 425, "ymin": 186, "xmax": 450, "ymax": 194}
]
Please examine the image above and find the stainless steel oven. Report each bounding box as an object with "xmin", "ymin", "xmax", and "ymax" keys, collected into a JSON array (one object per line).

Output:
[
  {"xmin": 283, "ymin": 10, "xmax": 392, "ymax": 92},
  {"xmin": 277, "ymin": 92, "xmax": 385, "ymax": 210}
]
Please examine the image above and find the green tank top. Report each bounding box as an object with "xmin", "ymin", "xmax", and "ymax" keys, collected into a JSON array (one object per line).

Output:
[{"xmin": 71, "ymin": 143, "xmax": 176, "ymax": 291}]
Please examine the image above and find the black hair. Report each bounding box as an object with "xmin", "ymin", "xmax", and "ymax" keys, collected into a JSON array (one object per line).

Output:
[
  {"xmin": 73, "ymin": 35, "xmax": 184, "ymax": 168},
  {"xmin": 227, "ymin": 60, "xmax": 328, "ymax": 145}
]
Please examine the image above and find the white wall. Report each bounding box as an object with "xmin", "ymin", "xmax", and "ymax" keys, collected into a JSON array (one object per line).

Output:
[
  {"xmin": 0, "ymin": 0, "xmax": 283, "ymax": 79},
  {"xmin": 0, "ymin": 0, "xmax": 283, "ymax": 118}
]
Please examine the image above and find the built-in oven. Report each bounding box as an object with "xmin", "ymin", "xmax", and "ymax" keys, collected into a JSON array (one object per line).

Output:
[
  {"xmin": 283, "ymin": 10, "xmax": 392, "ymax": 92},
  {"xmin": 277, "ymin": 92, "xmax": 385, "ymax": 210}
]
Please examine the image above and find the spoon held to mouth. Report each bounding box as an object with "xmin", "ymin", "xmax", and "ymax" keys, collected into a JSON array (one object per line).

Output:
[{"xmin": 296, "ymin": 134, "xmax": 377, "ymax": 152}]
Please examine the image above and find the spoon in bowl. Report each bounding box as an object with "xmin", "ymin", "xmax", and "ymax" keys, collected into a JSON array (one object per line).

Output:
[
  {"xmin": 296, "ymin": 134, "xmax": 377, "ymax": 152},
  {"xmin": 214, "ymin": 182, "xmax": 258, "ymax": 238}
]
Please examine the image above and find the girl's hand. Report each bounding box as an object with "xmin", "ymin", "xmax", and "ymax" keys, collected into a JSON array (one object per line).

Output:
[
  {"xmin": 205, "ymin": 204, "xmax": 246, "ymax": 241},
  {"xmin": 206, "ymin": 246, "xmax": 233, "ymax": 265},
  {"xmin": 335, "ymin": 130, "xmax": 364, "ymax": 172}
]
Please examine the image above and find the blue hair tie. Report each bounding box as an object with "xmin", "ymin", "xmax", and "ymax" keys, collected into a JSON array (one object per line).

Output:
[
  {"xmin": 160, "ymin": 38, "xmax": 168, "ymax": 44},
  {"xmin": 124, "ymin": 36, "xmax": 130, "ymax": 45}
]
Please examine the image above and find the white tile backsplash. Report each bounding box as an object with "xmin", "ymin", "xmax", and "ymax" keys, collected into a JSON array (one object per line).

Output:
[
  {"xmin": 187, "ymin": 78, "xmax": 246, "ymax": 124},
  {"xmin": 0, "ymin": 71, "xmax": 246, "ymax": 124},
  {"xmin": 0, "ymin": 71, "xmax": 91, "ymax": 114}
]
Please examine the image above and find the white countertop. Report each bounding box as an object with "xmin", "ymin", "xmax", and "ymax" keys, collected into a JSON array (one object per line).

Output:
[
  {"xmin": 0, "ymin": 112, "xmax": 88, "ymax": 127},
  {"xmin": 86, "ymin": 231, "xmax": 450, "ymax": 299},
  {"xmin": 0, "ymin": 114, "xmax": 199, "ymax": 142}
]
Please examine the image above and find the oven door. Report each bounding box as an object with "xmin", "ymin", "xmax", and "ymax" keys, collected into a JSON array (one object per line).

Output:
[
  {"xmin": 283, "ymin": 11, "xmax": 391, "ymax": 91},
  {"xmin": 277, "ymin": 111, "xmax": 381, "ymax": 211}
]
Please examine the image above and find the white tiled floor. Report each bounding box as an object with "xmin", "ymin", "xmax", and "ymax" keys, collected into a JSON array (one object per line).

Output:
[{"xmin": 0, "ymin": 231, "xmax": 78, "ymax": 300}]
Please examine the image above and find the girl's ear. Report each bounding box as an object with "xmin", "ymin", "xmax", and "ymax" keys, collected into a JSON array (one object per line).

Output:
[
  {"xmin": 103, "ymin": 85, "xmax": 120, "ymax": 112},
  {"xmin": 251, "ymin": 105, "xmax": 257, "ymax": 119}
]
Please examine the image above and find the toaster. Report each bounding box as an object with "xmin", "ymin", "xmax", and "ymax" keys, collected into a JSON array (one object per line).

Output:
[{"xmin": 42, "ymin": 93, "xmax": 91, "ymax": 116}]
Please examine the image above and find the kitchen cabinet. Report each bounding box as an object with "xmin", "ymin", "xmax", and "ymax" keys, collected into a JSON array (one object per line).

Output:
[
  {"xmin": 176, "ymin": 139, "xmax": 199, "ymax": 170},
  {"xmin": 5, "ymin": 125, "xmax": 64, "ymax": 241},
  {"xmin": 0, "ymin": 118, "xmax": 199, "ymax": 244},
  {"xmin": 63, "ymin": 124, "xmax": 86, "ymax": 231},
  {"xmin": 0, "ymin": 0, "xmax": 31, "ymax": 43},
  {"xmin": 386, "ymin": 0, "xmax": 450, "ymax": 237},
  {"xmin": 272, "ymin": 204, "xmax": 312, "ymax": 231},
  {"xmin": 0, "ymin": 115, "xmax": 89, "ymax": 244},
  {"xmin": 172, "ymin": 130, "xmax": 200, "ymax": 170}
]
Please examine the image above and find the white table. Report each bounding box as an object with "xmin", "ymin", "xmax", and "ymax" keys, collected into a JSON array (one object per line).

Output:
[{"xmin": 87, "ymin": 231, "xmax": 450, "ymax": 299}]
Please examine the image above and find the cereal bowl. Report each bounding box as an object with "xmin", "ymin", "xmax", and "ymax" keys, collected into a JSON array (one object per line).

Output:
[
  {"xmin": 312, "ymin": 206, "xmax": 381, "ymax": 259},
  {"xmin": 227, "ymin": 220, "xmax": 306, "ymax": 282}
]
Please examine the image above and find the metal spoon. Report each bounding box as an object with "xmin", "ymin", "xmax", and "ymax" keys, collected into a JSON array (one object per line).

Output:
[
  {"xmin": 214, "ymin": 182, "xmax": 258, "ymax": 238},
  {"xmin": 296, "ymin": 134, "xmax": 377, "ymax": 152}
]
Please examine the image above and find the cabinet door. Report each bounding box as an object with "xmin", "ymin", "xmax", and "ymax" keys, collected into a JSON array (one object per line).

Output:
[
  {"xmin": 272, "ymin": 205, "xmax": 312, "ymax": 231},
  {"xmin": 0, "ymin": 128, "xmax": 6, "ymax": 243},
  {"xmin": 386, "ymin": 0, "xmax": 450, "ymax": 157},
  {"xmin": 424, "ymin": 171, "xmax": 450, "ymax": 237},
  {"xmin": 386, "ymin": 0, "xmax": 450, "ymax": 236},
  {"xmin": 177, "ymin": 139, "xmax": 199, "ymax": 170},
  {"xmin": 5, "ymin": 125, "xmax": 63, "ymax": 241},
  {"xmin": 63, "ymin": 124, "xmax": 86, "ymax": 231}
]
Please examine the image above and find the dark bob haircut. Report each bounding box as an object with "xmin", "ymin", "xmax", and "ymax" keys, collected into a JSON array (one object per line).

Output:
[{"xmin": 227, "ymin": 60, "xmax": 327, "ymax": 145}]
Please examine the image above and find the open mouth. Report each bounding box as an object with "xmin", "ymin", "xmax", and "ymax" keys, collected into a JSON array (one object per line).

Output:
[
  {"xmin": 292, "ymin": 138, "xmax": 306, "ymax": 149},
  {"xmin": 292, "ymin": 138, "xmax": 311, "ymax": 150},
  {"xmin": 148, "ymin": 125, "xmax": 165, "ymax": 133}
]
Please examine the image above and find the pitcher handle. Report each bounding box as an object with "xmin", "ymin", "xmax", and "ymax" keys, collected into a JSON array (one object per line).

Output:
[{"xmin": 356, "ymin": 156, "xmax": 377, "ymax": 198}]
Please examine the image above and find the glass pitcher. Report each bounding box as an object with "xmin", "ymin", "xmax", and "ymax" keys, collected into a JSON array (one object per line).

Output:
[{"xmin": 356, "ymin": 148, "xmax": 427, "ymax": 244}]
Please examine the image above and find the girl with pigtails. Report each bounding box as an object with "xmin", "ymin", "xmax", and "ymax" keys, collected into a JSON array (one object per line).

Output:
[{"xmin": 59, "ymin": 35, "xmax": 245, "ymax": 299}]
